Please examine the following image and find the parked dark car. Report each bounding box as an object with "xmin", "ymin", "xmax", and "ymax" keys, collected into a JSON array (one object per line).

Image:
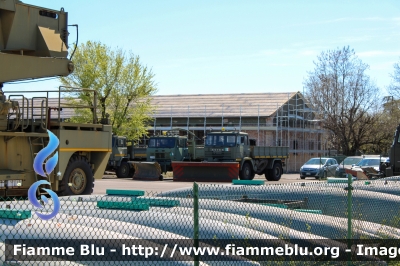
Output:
[
  {"xmin": 335, "ymin": 156, "xmax": 363, "ymax": 177},
  {"xmin": 300, "ymin": 157, "xmax": 338, "ymax": 179}
]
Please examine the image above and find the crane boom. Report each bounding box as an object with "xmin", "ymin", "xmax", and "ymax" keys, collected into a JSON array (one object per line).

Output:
[{"xmin": 0, "ymin": 0, "xmax": 73, "ymax": 83}]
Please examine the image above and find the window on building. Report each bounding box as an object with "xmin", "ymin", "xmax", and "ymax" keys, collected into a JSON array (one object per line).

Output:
[
  {"xmin": 293, "ymin": 140, "xmax": 298, "ymax": 150},
  {"xmin": 309, "ymin": 141, "xmax": 314, "ymax": 150}
]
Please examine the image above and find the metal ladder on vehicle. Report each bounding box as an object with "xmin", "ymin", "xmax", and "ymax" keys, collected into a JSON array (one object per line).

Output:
[
  {"xmin": 30, "ymin": 97, "xmax": 48, "ymax": 132},
  {"xmin": 28, "ymin": 136, "xmax": 52, "ymax": 194}
]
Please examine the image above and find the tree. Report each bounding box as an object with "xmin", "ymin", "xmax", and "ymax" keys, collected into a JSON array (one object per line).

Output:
[
  {"xmin": 59, "ymin": 41, "xmax": 157, "ymax": 141},
  {"xmin": 388, "ymin": 58, "xmax": 400, "ymax": 98},
  {"xmin": 372, "ymin": 97, "xmax": 400, "ymax": 154},
  {"xmin": 303, "ymin": 46, "xmax": 385, "ymax": 155},
  {"xmin": 374, "ymin": 58, "xmax": 400, "ymax": 154}
]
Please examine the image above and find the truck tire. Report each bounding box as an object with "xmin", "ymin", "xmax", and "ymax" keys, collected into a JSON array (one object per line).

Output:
[
  {"xmin": 58, "ymin": 156, "xmax": 94, "ymax": 196},
  {"xmin": 266, "ymin": 161, "xmax": 282, "ymax": 181},
  {"xmin": 239, "ymin": 162, "xmax": 255, "ymax": 180},
  {"xmin": 116, "ymin": 161, "xmax": 130, "ymax": 178}
]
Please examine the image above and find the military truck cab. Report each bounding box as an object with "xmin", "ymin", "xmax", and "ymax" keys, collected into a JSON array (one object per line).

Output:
[
  {"xmin": 110, "ymin": 135, "xmax": 128, "ymax": 163},
  {"xmin": 204, "ymin": 131, "xmax": 251, "ymax": 161},
  {"xmin": 106, "ymin": 135, "xmax": 130, "ymax": 178},
  {"xmin": 203, "ymin": 130, "xmax": 288, "ymax": 181},
  {"xmin": 386, "ymin": 124, "xmax": 400, "ymax": 177},
  {"xmin": 147, "ymin": 135, "xmax": 189, "ymax": 173}
]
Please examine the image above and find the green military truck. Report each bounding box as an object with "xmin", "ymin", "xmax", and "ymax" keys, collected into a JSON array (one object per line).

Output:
[
  {"xmin": 0, "ymin": 1, "xmax": 112, "ymax": 197},
  {"xmin": 172, "ymin": 129, "xmax": 289, "ymax": 181},
  {"xmin": 145, "ymin": 132, "xmax": 204, "ymax": 172},
  {"xmin": 127, "ymin": 131, "xmax": 204, "ymax": 180},
  {"xmin": 384, "ymin": 123, "xmax": 400, "ymax": 177},
  {"xmin": 106, "ymin": 135, "xmax": 147, "ymax": 178}
]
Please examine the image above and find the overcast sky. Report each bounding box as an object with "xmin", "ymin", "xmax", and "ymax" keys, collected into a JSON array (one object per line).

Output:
[{"xmin": 5, "ymin": 0, "xmax": 400, "ymax": 97}]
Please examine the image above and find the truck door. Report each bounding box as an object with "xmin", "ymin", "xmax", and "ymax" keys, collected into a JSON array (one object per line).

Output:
[
  {"xmin": 178, "ymin": 138, "xmax": 188, "ymax": 160},
  {"xmin": 110, "ymin": 136, "xmax": 117, "ymax": 160},
  {"xmin": 117, "ymin": 137, "xmax": 128, "ymax": 157},
  {"xmin": 237, "ymin": 135, "xmax": 250, "ymax": 158},
  {"xmin": 390, "ymin": 126, "xmax": 400, "ymax": 175},
  {"xmin": 243, "ymin": 135, "xmax": 250, "ymax": 157}
]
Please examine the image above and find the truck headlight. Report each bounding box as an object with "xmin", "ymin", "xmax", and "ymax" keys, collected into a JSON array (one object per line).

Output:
[{"xmin": 170, "ymin": 152, "xmax": 174, "ymax": 156}]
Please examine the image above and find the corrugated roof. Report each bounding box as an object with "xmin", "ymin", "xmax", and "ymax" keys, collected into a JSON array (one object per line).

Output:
[
  {"xmin": 150, "ymin": 92, "xmax": 299, "ymax": 118},
  {"xmin": 8, "ymin": 91, "xmax": 305, "ymax": 120}
]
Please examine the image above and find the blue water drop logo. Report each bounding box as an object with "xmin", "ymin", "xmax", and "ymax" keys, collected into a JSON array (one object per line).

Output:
[
  {"xmin": 28, "ymin": 130, "xmax": 61, "ymax": 220},
  {"xmin": 33, "ymin": 130, "xmax": 59, "ymax": 177},
  {"xmin": 28, "ymin": 180, "xmax": 60, "ymax": 220}
]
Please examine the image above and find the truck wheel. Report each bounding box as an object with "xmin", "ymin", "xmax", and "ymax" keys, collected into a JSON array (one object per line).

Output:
[
  {"xmin": 239, "ymin": 162, "xmax": 255, "ymax": 180},
  {"xmin": 116, "ymin": 162, "xmax": 130, "ymax": 178},
  {"xmin": 266, "ymin": 161, "xmax": 282, "ymax": 181},
  {"xmin": 58, "ymin": 156, "xmax": 94, "ymax": 196}
]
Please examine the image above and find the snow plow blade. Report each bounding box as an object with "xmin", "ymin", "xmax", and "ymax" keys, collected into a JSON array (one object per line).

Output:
[
  {"xmin": 128, "ymin": 162, "xmax": 162, "ymax": 180},
  {"xmin": 171, "ymin": 162, "xmax": 239, "ymax": 182}
]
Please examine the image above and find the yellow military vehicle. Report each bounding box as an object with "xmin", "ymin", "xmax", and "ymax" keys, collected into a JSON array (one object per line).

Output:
[{"xmin": 0, "ymin": 0, "xmax": 112, "ymax": 197}]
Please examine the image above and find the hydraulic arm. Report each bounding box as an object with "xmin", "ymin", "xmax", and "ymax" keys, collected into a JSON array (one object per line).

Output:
[{"xmin": 0, "ymin": 0, "xmax": 74, "ymax": 83}]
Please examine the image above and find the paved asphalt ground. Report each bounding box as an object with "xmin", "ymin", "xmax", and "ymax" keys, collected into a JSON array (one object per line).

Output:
[{"xmin": 94, "ymin": 172, "xmax": 320, "ymax": 195}]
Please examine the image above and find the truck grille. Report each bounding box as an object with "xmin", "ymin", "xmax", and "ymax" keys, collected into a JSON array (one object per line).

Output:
[
  {"xmin": 155, "ymin": 153, "xmax": 165, "ymax": 159},
  {"xmin": 205, "ymin": 151, "xmax": 226, "ymax": 160}
]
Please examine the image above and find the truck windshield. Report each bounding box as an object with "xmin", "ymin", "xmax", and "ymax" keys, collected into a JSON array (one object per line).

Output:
[
  {"xmin": 117, "ymin": 138, "xmax": 126, "ymax": 147},
  {"xmin": 148, "ymin": 138, "xmax": 175, "ymax": 148},
  {"xmin": 205, "ymin": 135, "xmax": 236, "ymax": 147}
]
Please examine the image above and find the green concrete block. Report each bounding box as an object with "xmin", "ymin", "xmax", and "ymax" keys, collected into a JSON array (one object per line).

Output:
[
  {"xmin": 131, "ymin": 198, "xmax": 180, "ymax": 207},
  {"xmin": 232, "ymin": 179, "xmax": 265, "ymax": 185},
  {"xmin": 295, "ymin": 209, "xmax": 323, "ymax": 214},
  {"xmin": 97, "ymin": 201, "xmax": 149, "ymax": 211},
  {"xmin": 259, "ymin": 203, "xmax": 288, "ymax": 209},
  {"xmin": 106, "ymin": 189, "xmax": 145, "ymax": 196},
  {"xmin": 327, "ymin": 177, "xmax": 353, "ymax": 184},
  {"xmin": 0, "ymin": 209, "xmax": 31, "ymax": 220}
]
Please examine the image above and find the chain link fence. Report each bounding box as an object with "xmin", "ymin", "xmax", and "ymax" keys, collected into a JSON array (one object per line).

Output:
[{"xmin": 1, "ymin": 177, "xmax": 400, "ymax": 265}]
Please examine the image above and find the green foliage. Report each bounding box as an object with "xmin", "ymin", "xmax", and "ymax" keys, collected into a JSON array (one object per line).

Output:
[{"xmin": 59, "ymin": 41, "xmax": 157, "ymax": 142}]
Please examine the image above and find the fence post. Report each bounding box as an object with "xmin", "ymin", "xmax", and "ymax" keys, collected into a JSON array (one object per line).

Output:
[
  {"xmin": 193, "ymin": 182, "xmax": 199, "ymax": 266},
  {"xmin": 346, "ymin": 173, "xmax": 352, "ymax": 265}
]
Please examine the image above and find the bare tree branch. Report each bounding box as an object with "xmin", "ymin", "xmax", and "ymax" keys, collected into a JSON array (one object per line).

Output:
[{"xmin": 303, "ymin": 46, "xmax": 383, "ymax": 155}]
